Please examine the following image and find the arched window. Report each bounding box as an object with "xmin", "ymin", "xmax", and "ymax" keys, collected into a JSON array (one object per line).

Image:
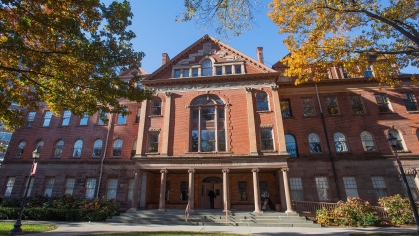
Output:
[
  {"xmin": 53, "ymin": 140, "xmax": 64, "ymax": 157},
  {"xmin": 389, "ymin": 129, "xmax": 405, "ymax": 151},
  {"xmin": 152, "ymin": 97, "xmax": 162, "ymax": 116},
  {"xmin": 256, "ymin": 92, "xmax": 269, "ymax": 111},
  {"xmin": 92, "ymin": 139, "xmax": 102, "ymax": 157},
  {"xmin": 308, "ymin": 133, "xmax": 322, "ymax": 153},
  {"xmin": 35, "ymin": 140, "xmax": 44, "ymax": 153},
  {"xmin": 113, "ymin": 139, "xmax": 123, "ymax": 156},
  {"xmin": 132, "ymin": 139, "xmax": 137, "ymax": 157},
  {"xmin": 285, "ymin": 134, "xmax": 298, "ymax": 157},
  {"xmin": 15, "ymin": 141, "xmax": 26, "ymax": 157},
  {"xmin": 73, "ymin": 140, "xmax": 83, "ymax": 157},
  {"xmin": 190, "ymin": 95, "xmax": 226, "ymax": 152},
  {"xmin": 334, "ymin": 132, "xmax": 348, "ymax": 152},
  {"xmin": 360, "ymin": 131, "xmax": 376, "ymax": 152},
  {"xmin": 202, "ymin": 59, "xmax": 213, "ymax": 76}
]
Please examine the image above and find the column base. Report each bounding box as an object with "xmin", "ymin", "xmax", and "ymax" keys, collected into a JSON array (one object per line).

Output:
[
  {"xmin": 253, "ymin": 210, "xmax": 263, "ymax": 214},
  {"xmin": 285, "ymin": 210, "xmax": 296, "ymax": 214},
  {"xmin": 157, "ymin": 208, "xmax": 166, "ymax": 212},
  {"xmin": 249, "ymin": 152, "xmax": 259, "ymax": 156},
  {"xmin": 126, "ymin": 208, "xmax": 137, "ymax": 212},
  {"xmin": 222, "ymin": 209, "xmax": 231, "ymax": 213},
  {"xmin": 187, "ymin": 209, "xmax": 195, "ymax": 213}
]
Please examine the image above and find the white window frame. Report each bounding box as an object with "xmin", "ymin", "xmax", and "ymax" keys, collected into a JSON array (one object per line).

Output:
[
  {"xmin": 315, "ymin": 177, "xmax": 331, "ymax": 201},
  {"xmin": 127, "ymin": 179, "xmax": 134, "ymax": 200},
  {"xmin": 343, "ymin": 177, "xmax": 359, "ymax": 198},
  {"xmin": 26, "ymin": 111, "xmax": 36, "ymax": 127},
  {"xmin": 289, "ymin": 177, "xmax": 304, "ymax": 201},
  {"xmin": 65, "ymin": 178, "xmax": 76, "ymax": 195},
  {"xmin": 371, "ymin": 176, "xmax": 387, "ymax": 200},
  {"xmin": 43, "ymin": 111, "xmax": 53, "ymax": 127},
  {"xmin": 106, "ymin": 178, "xmax": 118, "ymax": 199},
  {"xmin": 85, "ymin": 178, "xmax": 96, "ymax": 199},
  {"xmin": 4, "ymin": 177, "xmax": 16, "ymax": 197},
  {"xmin": 43, "ymin": 177, "xmax": 55, "ymax": 197},
  {"xmin": 62, "ymin": 110, "xmax": 72, "ymax": 126}
]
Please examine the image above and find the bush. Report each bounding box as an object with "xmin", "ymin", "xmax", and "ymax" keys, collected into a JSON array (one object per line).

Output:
[
  {"xmin": 0, "ymin": 195, "xmax": 120, "ymax": 222},
  {"xmin": 379, "ymin": 194, "xmax": 414, "ymax": 225},
  {"xmin": 315, "ymin": 197, "xmax": 379, "ymax": 226}
]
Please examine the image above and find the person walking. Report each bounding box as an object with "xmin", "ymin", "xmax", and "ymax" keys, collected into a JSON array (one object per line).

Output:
[{"xmin": 208, "ymin": 189, "xmax": 216, "ymax": 209}]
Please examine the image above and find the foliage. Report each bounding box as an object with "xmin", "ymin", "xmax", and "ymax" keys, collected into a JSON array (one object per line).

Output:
[
  {"xmin": 0, "ymin": 0, "xmax": 153, "ymax": 131},
  {"xmin": 379, "ymin": 194, "xmax": 414, "ymax": 225},
  {"xmin": 0, "ymin": 222, "xmax": 57, "ymax": 235},
  {"xmin": 77, "ymin": 232, "xmax": 245, "ymax": 236},
  {"xmin": 0, "ymin": 194, "xmax": 119, "ymax": 221},
  {"xmin": 315, "ymin": 197, "xmax": 379, "ymax": 226}
]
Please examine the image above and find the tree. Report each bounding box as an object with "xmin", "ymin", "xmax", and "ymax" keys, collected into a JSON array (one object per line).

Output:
[
  {"xmin": 179, "ymin": 0, "xmax": 418, "ymax": 86},
  {"xmin": 0, "ymin": 0, "xmax": 153, "ymax": 131}
]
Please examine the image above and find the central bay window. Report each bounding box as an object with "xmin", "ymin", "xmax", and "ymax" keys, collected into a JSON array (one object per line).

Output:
[{"xmin": 190, "ymin": 95, "xmax": 226, "ymax": 152}]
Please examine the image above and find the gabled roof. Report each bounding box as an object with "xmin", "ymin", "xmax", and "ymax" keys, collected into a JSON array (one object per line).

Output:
[
  {"xmin": 119, "ymin": 67, "xmax": 149, "ymax": 79},
  {"xmin": 144, "ymin": 35, "xmax": 276, "ymax": 82}
]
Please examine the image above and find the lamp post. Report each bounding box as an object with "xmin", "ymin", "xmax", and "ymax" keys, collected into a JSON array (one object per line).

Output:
[
  {"xmin": 10, "ymin": 147, "xmax": 40, "ymax": 235},
  {"xmin": 387, "ymin": 132, "xmax": 419, "ymax": 233}
]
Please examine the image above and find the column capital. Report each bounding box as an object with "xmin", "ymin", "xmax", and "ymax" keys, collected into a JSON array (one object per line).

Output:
[
  {"xmin": 245, "ymin": 87, "xmax": 253, "ymax": 93},
  {"xmin": 281, "ymin": 167, "xmax": 290, "ymax": 172},
  {"xmin": 271, "ymin": 85, "xmax": 279, "ymax": 91},
  {"xmin": 160, "ymin": 169, "xmax": 168, "ymax": 174},
  {"xmin": 135, "ymin": 169, "xmax": 142, "ymax": 174},
  {"xmin": 251, "ymin": 168, "xmax": 259, "ymax": 173},
  {"xmin": 165, "ymin": 92, "xmax": 172, "ymax": 97},
  {"xmin": 188, "ymin": 168, "xmax": 196, "ymax": 174},
  {"xmin": 222, "ymin": 168, "xmax": 230, "ymax": 173}
]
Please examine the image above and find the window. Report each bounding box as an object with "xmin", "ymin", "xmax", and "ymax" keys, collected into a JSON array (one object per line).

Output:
[
  {"xmin": 90, "ymin": 139, "xmax": 102, "ymax": 157},
  {"xmin": 174, "ymin": 69, "xmax": 181, "ymax": 78},
  {"xmin": 259, "ymin": 181, "xmax": 269, "ymax": 199},
  {"xmin": 85, "ymin": 178, "xmax": 96, "ymax": 199},
  {"xmin": 235, "ymin": 65, "xmax": 242, "ymax": 74},
  {"xmin": 107, "ymin": 178, "xmax": 118, "ymax": 199},
  {"xmin": 4, "ymin": 177, "xmax": 16, "ymax": 197},
  {"xmin": 364, "ymin": 66, "xmax": 373, "ymax": 77},
  {"xmin": 43, "ymin": 111, "xmax": 53, "ymax": 126},
  {"xmin": 135, "ymin": 108, "xmax": 141, "ymax": 123},
  {"xmin": 289, "ymin": 178, "xmax": 304, "ymax": 201},
  {"xmin": 360, "ymin": 131, "xmax": 376, "ymax": 152},
  {"xmin": 25, "ymin": 111, "xmax": 36, "ymax": 127},
  {"xmin": 152, "ymin": 98, "xmax": 162, "ymax": 116},
  {"xmin": 192, "ymin": 68, "xmax": 198, "ymax": 77},
  {"xmin": 285, "ymin": 134, "xmax": 298, "ymax": 157},
  {"xmin": 374, "ymin": 94, "xmax": 392, "ymax": 113},
  {"xmin": 343, "ymin": 177, "xmax": 359, "ymax": 198},
  {"xmin": 402, "ymin": 93, "xmax": 418, "ymax": 111},
  {"xmin": 371, "ymin": 176, "xmax": 387, "ymax": 199},
  {"xmin": 202, "ymin": 60, "xmax": 212, "ymax": 76},
  {"xmin": 280, "ymin": 99, "xmax": 292, "ymax": 118},
  {"xmin": 388, "ymin": 130, "xmax": 405, "ymax": 151},
  {"xmin": 325, "ymin": 97, "xmax": 340, "ymax": 115},
  {"xmin": 23, "ymin": 177, "xmax": 34, "ymax": 197},
  {"xmin": 117, "ymin": 109, "xmax": 127, "ymax": 124},
  {"xmin": 148, "ymin": 132, "xmax": 159, "ymax": 153},
  {"xmin": 127, "ymin": 179, "xmax": 134, "ymax": 200},
  {"xmin": 349, "ymin": 95, "xmax": 366, "ymax": 114},
  {"xmin": 406, "ymin": 176, "xmax": 419, "ymax": 201},
  {"xmin": 53, "ymin": 140, "xmax": 64, "ymax": 157},
  {"xmin": 216, "ymin": 67, "xmax": 222, "ymax": 75},
  {"xmin": 315, "ymin": 177, "xmax": 331, "ymax": 201},
  {"xmin": 183, "ymin": 69, "xmax": 190, "ymax": 77},
  {"xmin": 62, "ymin": 110, "xmax": 71, "ymax": 126},
  {"xmin": 43, "ymin": 177, "xmax": 55, "ymax": 197},
  {"xmin": 73, "ymin": 140, "xmax": 83, "ymax": 157},
  {"xmin": 238, "ymin": 181, "xmax": 248, "ymax": 201},
  {"xmin": 334, "ymin": 132, "xmax": 348, "ymax": 152},
  {"xmin": 256, "ymin": 92, "xmax": 269, "ymax": 111},
  {"xmin": 260, "ymin": 128, "xmax": 274, "ymax": 151},
  {"xmin": 15, "ymin": 141, "xmax": 26, "ymax": 157},
  {"xmin": 302, "ymin": 98, "xmax": 315, "ymax": 116},
  {"xmin": 65, "ymin": 178, "xmax": 75, "ymax": 195},
  {"xmin": 180, "ymin": 181, "xmax": 188, "ymax": 201},
  {"xmin": 79, "ymin": 113, "xmax": 89, "ymax": 125},
  {"xmin": 165, "ymin": 181, "xmax": 170, "ymax": 201},
  {"xmin": 98, "ymin": 110, "xmax": 108, "ymax": 125},
  {"xmin": 190, "ymin": 95, "xmax": 226, "ymax": 152},
  {"xmin": 113, "ymin": 139, "xmax": 123, "ymax": 157},
  {"xmin": 308, "ymin": 133, "xmax": 322, "ymax": 153},
  {"xmin": 225, "ymin": 66, "xmax": 232, "ymax": 75},
  {"xmin": 35, "ymin": 140, "xmax": 44, "ymax": 153}
]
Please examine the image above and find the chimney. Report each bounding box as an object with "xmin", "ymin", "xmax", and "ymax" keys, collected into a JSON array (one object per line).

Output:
[
  {"xmin": 162, "ymin": 53, "xmax": 170, "ymax": 65},
  {"xmin": 256, "ymin": 47, "xmax": 264, "ymax": 65}
]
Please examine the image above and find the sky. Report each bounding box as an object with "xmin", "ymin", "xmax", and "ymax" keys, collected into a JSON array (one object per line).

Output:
[{"xmin": 104, "ymin": 0, "xmax": 416, "ymax": 74}]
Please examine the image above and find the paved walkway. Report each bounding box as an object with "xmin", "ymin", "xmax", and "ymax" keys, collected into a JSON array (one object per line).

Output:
[{"xmin": 2, "ymin": 220, "xmax": 418, "ymax": 236}]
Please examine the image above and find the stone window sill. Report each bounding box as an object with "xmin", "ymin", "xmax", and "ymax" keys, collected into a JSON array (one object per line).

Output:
[
  {"xmin": 407, "ymin": 111, "xmax": 419, "ymax": 114},
  {"xmin": 184, "ymin": 151, "xmax": 231, "ymax": 154},
  {"xmin": 149, "ymin": 115, "xmax": 163, "ymax": 118},
  {"xmin": 302, "ymin": 115, "xmax": 317, "ymax": 118},
  {"xmin": 261, "ymin": 150, "xmax": 276, "ymax": 153},
  {"xmin": 256, "ymin": 110, "xmax": 272, "ymax": 113},
  {"xmin": 145, "ymin": 152, "xmax": 160, "ymax": 155}
]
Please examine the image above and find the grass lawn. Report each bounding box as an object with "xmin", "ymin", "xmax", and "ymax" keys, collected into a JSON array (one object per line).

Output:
[
  {"xmin": 350, "ymin": 234, "xmax": 417, "ymax": 236},
  {"xmin": 0, "ymin": 222, "xmax": 57, "ymax": 235},
  {"xmin": 82, "ymin": 232, "xmax": 247, "ymax": 236}
]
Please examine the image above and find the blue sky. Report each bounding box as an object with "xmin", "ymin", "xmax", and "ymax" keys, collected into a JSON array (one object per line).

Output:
[{"xmin": 105, "ymin": 0, "xmax": 416, "ymax": 74}]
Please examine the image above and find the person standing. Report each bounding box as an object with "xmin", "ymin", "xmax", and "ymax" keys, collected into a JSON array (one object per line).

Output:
[{"xmin": 208, "ymin": 189, "xmax": 216, "ymax": 209}]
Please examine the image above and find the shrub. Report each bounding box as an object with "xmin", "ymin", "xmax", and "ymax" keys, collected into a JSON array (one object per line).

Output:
[
  {"xmin": 315, "ymin": 197, "xmax": 379, "ymax": 226},
  {"xmin": 379, "ymin": 194, "xmax": 414, "ymax": 225}
]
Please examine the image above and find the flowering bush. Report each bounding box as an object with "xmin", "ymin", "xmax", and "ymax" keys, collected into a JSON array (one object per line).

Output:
[{"xmin": 379, "ymin": 194, "xmax": 414, "ymax": 225}]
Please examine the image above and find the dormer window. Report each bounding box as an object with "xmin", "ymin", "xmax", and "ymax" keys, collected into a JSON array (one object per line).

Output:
[
  {"xmin": 216, "ymin": 67, "xmax": 222, "ymax": 75},
  {"xmin": 202, "ymin": 60, "xmax": 213, "ymax": 76},
  {"xmin": 235, "ymin": 65, "xmax": 242, "ymax": 74},
  {"xmin": 192, "ymin": 68, "xmax": 198, "ymax": 77},
  {"xmin": 225, "ymin": 66, "xmax": 232, "ymax": 74},
  {"xmin": 184, "ymin": 69, "xmax": 190, "ymax": 77},
  {"xmin": 174, "ymin": 69, "xmax": 181, "ymax": 78}
]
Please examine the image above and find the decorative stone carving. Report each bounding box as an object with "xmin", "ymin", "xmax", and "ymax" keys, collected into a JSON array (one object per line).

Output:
[
  {"xmin": 165, "ymin": 92, "xmax": 172, "ymax": 97},
  {"xmin": 149, "ymin": 127, "xmax": 161, "ymax": 132},
  {"xmin": 188, "ymin": 168, "xmax": 196, "ymax": 173},
  {"xmin": 222, "ymin": 168, "xmax": 230, "ymax": 173},
  {"xmin": 245, "ymin": 87, "xmax": 253, "ymax": 93},
  {"xmin": 152, "ymin": 80, "xmax": 275, "ymax": 92},
  {"xmin": 203, "ymin": 43, "xmax": 212, "ymax": 55},
  {"xmin": 251, "ymin": 168, "xmax": 259, "ymax": 173},
  {"xmin": 271, "ymin": 85, "xmax": 279, "ymax": 91},
  {"xmin": 404, "ymin": 168, "xmax": 417, "ymax": 175},
  {"xmin": 160, "ymin": 169, "xmax": 168, "ymax": 174},
  {"xmin": 260, "ymin": 124, "xmax": 274, "ymax": 128},
  {"xmin": 281, "ymin": 167, "xmax": 290, "ymax": 172}
]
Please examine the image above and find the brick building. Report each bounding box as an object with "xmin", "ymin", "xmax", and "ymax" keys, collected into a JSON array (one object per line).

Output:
[{"xmin": 1, "ymin": 35, "xmax": 419, "ymax": 213}]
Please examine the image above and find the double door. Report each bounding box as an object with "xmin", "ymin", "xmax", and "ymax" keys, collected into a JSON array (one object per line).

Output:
[{"xmin": 201, "ymin": 182, "xmax": 222, "ymax": 209}]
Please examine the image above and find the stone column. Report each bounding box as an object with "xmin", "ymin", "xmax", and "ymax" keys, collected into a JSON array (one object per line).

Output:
[
  {"xmin": 139, "ymin": 171, "xmax": 148, "ymax": 209},
  {"xmin": 271, "ymin": 85, "xmax": 288, "ymax": 155},
  {"xmin": 161, "ymin": 92, "xmax": 172, "ymax": 157},
  {"xmin": 245, "ymin": 87, "xmax": 258, "ymax": 156},
  {"xmin": 188, "ymin": 168, "xmax": 195, "ymax": 213},
  {"xmin": 252, "ymin": 168, "xmax": 262, "ymax": 213},
  {"xmin": 128, "ymin": 170, "xmax": 141, "ymax": 212},
  {"xmin": 134, "ymin": 100, "xmax": 148, "ymax": 158},
  {"xmin": 282, "ymin": 168, "xmax": 295, "ymax": 213},
  {"xmin": 277, "ymin": 170, "xmax": 286, "ymax": 212},
  {"xmin": 222, "ymin": 168, "xmax": 230, "ymax": 212},
  {"xmin": 158, "ymin": 169, "xmax": 168, "ymax": 212}
]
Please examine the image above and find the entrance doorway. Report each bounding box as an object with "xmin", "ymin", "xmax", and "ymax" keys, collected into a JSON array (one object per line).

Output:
[{"xmin": 201, "ymin": 177, "xmax": 222, "ymax": 209}]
